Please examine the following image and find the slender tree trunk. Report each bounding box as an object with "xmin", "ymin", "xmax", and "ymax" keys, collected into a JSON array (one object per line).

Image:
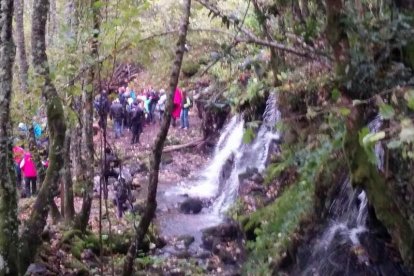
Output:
[
  {"xmin": 14, "ymin": 0, "xmax": 29, "ymax": 94},
  {"xmin": 75, "ymin": 0, "xmax": 100, "ymax": 232},
  {"xmin": 19, "ymin": 0, "xmax": 67, "ymax": 272},
  {"xmin": 325, "ymin": 0, "xmax": 350, "ymax": 77},
  {"xmin": 64, "ymin": 130, "xmax": 75, "ymax": 223},
  {"xmin": 0, "ymin": 1, "xmax": 19, "ymax": 275},
  {"xmin": 252, "ymin": 0, "xmax": 282, "ymax": 87},
  {"xmin": 47, "ymin": 0, "xmax": 57, "ymax": 46},
  {"xmin": 122, "ymin": 0, "xmax": 192, "ymax": 274}
]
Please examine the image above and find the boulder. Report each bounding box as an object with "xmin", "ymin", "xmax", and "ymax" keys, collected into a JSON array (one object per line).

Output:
[
  {"xmin": 219, "ymin": 154, "xmax": 234, "ymax": 184},
  {"xmin": 129, "ymin": 162, "xmax": 148, "ymax": 176},
  {"xmin": 161, "ymin": 152, "xmax": 174, "ymax": 166},
  {"xmin": 202, "ymin": 222, "xmax": 241, "ymax": 250},
  {"xmin": 180, "ymin": 198, "xmax": 203, "ymax": 214},
  {"xmin": 26, "ymin": 263, "xmax": 48, "ymax": 275},
  {"xmin": 177, "ymin": 235, "xmax": 195, "ymax": 248}
]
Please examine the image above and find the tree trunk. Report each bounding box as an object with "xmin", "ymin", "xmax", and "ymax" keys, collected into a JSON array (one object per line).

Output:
[
  {"xmin": 64, "ymin": 130, "xmax": 75, "ymax": 223},
  {"xmin": 19, "ymin": 0, "xmax": 67, "ymax": 272},
  {"xmin": 50, "ymin": 199, "xmax": 62, "ymax": 223},
  {"xmin": 325, "ymin": 0, "xmax": 350, "ymax": 77},
  {"xmin": 47, "ymin": 0, "xmax": 57, "ymax": 46},
  {"xmin": 0, "ymin": 1, "xmax": 19, "ymax": 275},
  {"xmin": 75, "ymin": 0, "xmax": 100, "ymax": 233},
  {"xmin": 122, "ymin": 1, "xmax": 192, "ymax": 275},
  {"xmin": 252, "ymin": 0, "xmax": 282, "ymax": 87},
  {"xmin": 14, "ymin": 0, "xmax": 29, "ymax": 94}
]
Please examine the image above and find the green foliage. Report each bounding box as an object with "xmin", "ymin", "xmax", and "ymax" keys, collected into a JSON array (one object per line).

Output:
[
  {"xmin": 243, "ymin": 114, "xmax": 346, "ymax": 274},
  {"xmin": 181, "ymin": 61, "xmax": 200, "ymax": 77}
]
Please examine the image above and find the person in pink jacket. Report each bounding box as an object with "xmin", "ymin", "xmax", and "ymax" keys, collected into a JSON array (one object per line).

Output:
[
  {"xmin": 20, "ymin": 152, "xmax": 38, "ymax": 197},
  {"xmin": 172, "ymin": 88, "xmax": 183, "ymax": 127}
]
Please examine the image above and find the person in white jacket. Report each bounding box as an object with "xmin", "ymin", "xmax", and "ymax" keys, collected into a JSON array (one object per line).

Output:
[{"xmin": 157, "ymin": 89, "xmax": 167, "ymax": 123}]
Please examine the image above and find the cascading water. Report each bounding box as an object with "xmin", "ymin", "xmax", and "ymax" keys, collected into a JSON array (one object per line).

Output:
[
  {"xmin": 300, "ymin": 116, "xmax": 408, "ymax": 275},
  {"xmin": 213, "ymin": 93, "xmax": 281, "ymax": 213},
  {"xmin": 158, "ymin": 93, "xmax": 281, "ymax": 246}
]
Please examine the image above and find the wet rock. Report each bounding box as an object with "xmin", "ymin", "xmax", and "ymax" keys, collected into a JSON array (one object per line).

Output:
[
  {"xmin": 180, "ymin": 198, "xmax": 203, "ymax": 214},
  {"xmin": 26, "ymin": 263, "xmax": 48, "ymax": 275},
  {"xmin": 195, "ymin": 251, "xmax": 212, "ymax": 259},
  {"xmin": 177, "ymin": 235, "xmax": 195, "ymax": 248},
  {"xmin": 202, "ymin": 222, "xmax": 241, "ymax": 250},
  {"xmin": 128, "ymin": 162, "xmax": 148, "ymax": 176},
  {"xmin": 220, "ymin": 154, "xmax": 235, "ymax": 184},
  {"xmin": 132, "ymin": 202, "xmax": 145, "ymax": 215},
  {"xmin": 155, "ymin": 236, "xmax": 167, "ymax": 249},
  {"xmin": 131, "ymin": 177, "xmax": 141, "ymax": 189},
  {"xmin": 161, "ymin": 152, "xmax": 174, "ymax": 165},
  {"xmin": 179, "ymin": 168, "xmax": 190, "ymax": 177},
  {"xmin": 175, "ymin": 250, "xmax": 191, "ymax": 259},
  {"xmin": 238, "ymin": 167, "xmax": 263, "ymax": 184}
]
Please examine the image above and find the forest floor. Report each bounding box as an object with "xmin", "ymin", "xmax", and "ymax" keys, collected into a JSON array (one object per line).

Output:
[{"xmin": 18, "ymin": 110, "xmax": 220, "ymax": 275}]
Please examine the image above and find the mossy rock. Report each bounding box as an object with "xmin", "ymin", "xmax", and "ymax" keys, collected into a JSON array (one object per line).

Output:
[
  {"xmin": 63, "ymin": 257, "xmax": 90, "ymax": 276},
  {"xmin": 62, "ymin": 230, "xmax": 101, "ymax": 259},
  {"xmin": 182, "ymin": 61, "xmax": 200, "ymax": 77},
  {"xmin": 105, "ymin": 231, "xmax": 134, "ymax": 254},
  {"xmin": 73, "ymin": 181, "xmax": 85, "ymax": 197}
]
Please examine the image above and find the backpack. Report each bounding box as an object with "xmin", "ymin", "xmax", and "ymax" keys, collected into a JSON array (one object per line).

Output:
[{"xmin": 188, "ymin": 97, "xmax": 193, "ymax": 109}]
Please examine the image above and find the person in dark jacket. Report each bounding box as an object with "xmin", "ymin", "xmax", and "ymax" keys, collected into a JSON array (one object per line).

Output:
[
  {"xmin": 95, "ymin": 91, "xmax": 110, "ymax": 129},
  {"xmin": 130, "ymin": 101, "xmax": 144, "ymax": 144},
  {"xmin": 110, "ymin": 99, "xmax": 124, "ymax": 138},
  {"xmin": 104, "ymin": 147, "xmax": 119, "ymax": 182}
]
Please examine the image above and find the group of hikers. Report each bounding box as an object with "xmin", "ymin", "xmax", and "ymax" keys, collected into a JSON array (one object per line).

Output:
[{"xmin": 94, "ymin": 84, "xmax": 193, "ymax": 144}]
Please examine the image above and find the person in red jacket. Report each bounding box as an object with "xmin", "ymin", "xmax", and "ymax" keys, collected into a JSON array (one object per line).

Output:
[
  {"xmin": 172, "ymin": 88, "xmax": 183, "ymax": 127},
  {"xmin": 20, "ymin": 152, "xmax": 38, "ymax": 197}
]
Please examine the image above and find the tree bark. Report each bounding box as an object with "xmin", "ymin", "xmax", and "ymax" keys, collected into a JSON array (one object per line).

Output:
[
  {"xmin": 64, "ymin": 130, "xmax": 75, "ymax": 223},
  {"xmin": 252, "ymin": 0, "xmax": 282, "ymax": 87},
  {"xmin": 47, "ymin": 0, "xmax": 57, "ymax": 46},
  {"xmin": 0, "ymin": 1, "xmax": 19, "ymax": 275},
  {"xmin": 19, "ymin": 0, "xmax": 67, "ymax": 272},
  {"xmin": 14, "ymin": 0, "xmax": 29, "ymax": 93},
  {"xmin": 75, "ymin": 0, "xmax": 100, "ymax": 233},
  {"xmin": 122, "ymin": 0, "xmax": 192, "ymax": 274},
  {"xmin": 325, "ymin": 0, "xmax": 350, "ymax": 77}
]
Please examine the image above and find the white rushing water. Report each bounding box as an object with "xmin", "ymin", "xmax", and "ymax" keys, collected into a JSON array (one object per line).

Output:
[
  {"xmin": 303, "ymin": 116, "xmax": 384, "ymax": 275},
  {"xmin": 167, "ymin": 93, "xmax": 281, "ymax": 214}
]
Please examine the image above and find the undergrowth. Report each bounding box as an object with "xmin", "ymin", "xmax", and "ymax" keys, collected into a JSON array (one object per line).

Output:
[{"xmin": 242, "ymin": 114, "xmax": 346, "ymax": 275}]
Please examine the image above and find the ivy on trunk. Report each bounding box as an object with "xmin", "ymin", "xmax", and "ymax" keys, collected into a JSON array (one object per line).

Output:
[
  {"xmin": 0, "ymin": 0, "xmax": 19, "ymax": 275},
  {"xmin": 19, "ymin": 0, "xmax": 67, "ymax": 272}
]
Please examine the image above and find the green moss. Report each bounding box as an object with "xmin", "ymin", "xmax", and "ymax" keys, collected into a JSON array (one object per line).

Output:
[
  {"xmin": 345, "ymin": 126, "xmax": 414, "ymax": 270},
  {"xmin": 242, "ymin": 180, "xmax": 314, "ymax": 275},
  {"xmin": 182, "ymin": 61, "xmax": 200, "ymax": 77},
  {"xmin": 62, "ymin": 229, "xmax": 101, "ymax": 259}
]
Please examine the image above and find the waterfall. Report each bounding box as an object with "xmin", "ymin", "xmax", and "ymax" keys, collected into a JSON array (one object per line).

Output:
[
  {"xmin": 170, "ymin": 93, "xmax": 280, "ymax": 212},
  {"xmin": 213, "ymin": 93, "xmax": 281, "ymax": 214},
  {"xmin": 301, "ymin": 116, "xmax": 385, "ymax": 275}
]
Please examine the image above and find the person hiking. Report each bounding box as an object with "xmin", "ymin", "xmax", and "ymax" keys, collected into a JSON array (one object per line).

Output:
[
  {"xmin": 149, "ymin": 89, "xmax": 159, "ymax": 124},
  {"xmin": 13, "ymin": 145, "xmax": 25, "ymax": 189},
  {"xmin": 172, "ymin": 88, "xmax": 182, "ymax": 127},
  {"xmin": 130, "ymin": 101, "xmax": 144, "ymax": 144},
  {"xmin": 95, "ymin": 91, "xmax": 110, "ymax": 129},
  {"xmin": 103, "ymin": 147, "xmax": 119, "ymax": 184},
  {"xmin": 180, "ymin": 90, "xmax": 191, "ymax": 129},
  {"xmin": 20, "ymin": 152, "xmax": 38, "ymax": 197},
  {"xmin": 157, "ymin": 89, "xmax": 167, "ymax": 122},
  {"xmin": 110, "ymin": 99, "xmax": 124, "ymax": 139}
]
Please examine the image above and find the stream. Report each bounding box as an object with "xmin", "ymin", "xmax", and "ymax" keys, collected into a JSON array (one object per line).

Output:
[{"xmin": 156, "ymin": 93, "xmax": 281, "ymax": 255}]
